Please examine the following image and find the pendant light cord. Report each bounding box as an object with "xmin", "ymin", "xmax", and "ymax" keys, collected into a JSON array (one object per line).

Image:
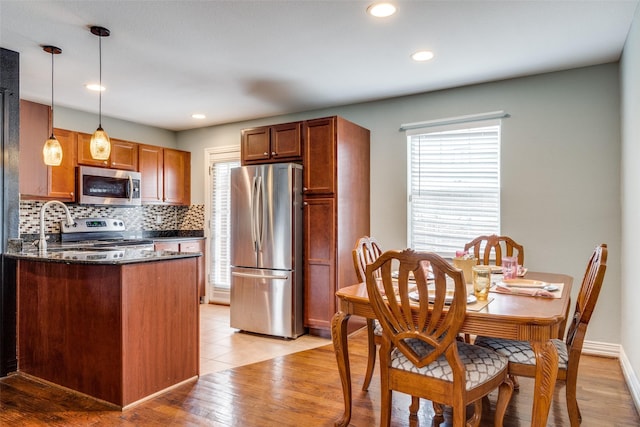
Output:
[
  {"xmin": 98, "ymin": 33, "xmax": 102, "ymax": 128},
  {"xmin": 50, "ymin": 50, "xmax": 54, "ymax": 137}
]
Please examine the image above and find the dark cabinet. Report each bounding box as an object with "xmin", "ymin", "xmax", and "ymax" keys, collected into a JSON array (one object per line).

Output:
[
  {"xmin": 241, "ymin": 121, "xmax": 302, "ymax": 164},
  {"xmin": 302, "ymin": 116, "xmax": 370, "ymax": 335}
]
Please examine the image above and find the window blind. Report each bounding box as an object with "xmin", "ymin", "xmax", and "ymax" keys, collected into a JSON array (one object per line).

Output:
[
  {"xmin": 210, "ymin": 160, "xmax": 240, "ymax": 289},
  {"xmin": 408, "ymin": 122, "xmax": 500, "ymax": 257}
]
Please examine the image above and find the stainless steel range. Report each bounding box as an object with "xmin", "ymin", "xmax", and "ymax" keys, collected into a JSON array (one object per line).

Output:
[{"xmin": 60, "ymin": 217, "xmax": 155, "ymax": 250}]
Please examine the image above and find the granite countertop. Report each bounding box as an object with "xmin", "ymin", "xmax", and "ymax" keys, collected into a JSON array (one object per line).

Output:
[{"xmin": 6, "ymin": 247, "xmax": 202, "ymax": 265}]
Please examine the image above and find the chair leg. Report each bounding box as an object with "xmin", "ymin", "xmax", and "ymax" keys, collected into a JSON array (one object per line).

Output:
[
  {"xmin": 380, "ymin": 388, "xmax": 392, "ymax": 427},
  {"xmin": 409, "ymin": 396, "xmax": 420, "ymax": 417},
  {"xmin": 467, "ymin": 400, "xmax": 482, "ymax": 427},
  {"xmin": 362, "ymin": 319, "xmax": 377, "ymax": 391},
  {"xmin": 566, "ymin": 371, "xmax": 581, "ymax": 427},
  {"xmin": 494, "ymin": 377, "xmax": 514, "ymax": 427},
  {"xmin": 509, "ymin": 374, "xmax": 520, "ymax": 391}
]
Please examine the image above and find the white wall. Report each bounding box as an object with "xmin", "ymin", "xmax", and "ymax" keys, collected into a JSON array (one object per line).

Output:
[
  {"xmin": 180, "ymin": 64, "xmax": 621, "ymax": 345},
  {"xmin": 620, "ymin": 2, "xmax": 640, "ymax": 405}
]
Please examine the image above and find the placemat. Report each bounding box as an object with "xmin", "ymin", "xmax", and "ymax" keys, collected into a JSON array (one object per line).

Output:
[
  {"xmin": 467, "ymin": 297, "xmax": 493, "ymax": 311},
  {"xmin": 489, "ymin": 282, "xmax": 564, "ymax": 299}
]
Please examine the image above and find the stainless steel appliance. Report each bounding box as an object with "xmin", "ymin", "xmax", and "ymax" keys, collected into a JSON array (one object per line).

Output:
[
  {"xmin": 77, "ymin": 166, "xmax": 142, "ymax": 206},
  {"xmin": 229, "ymin": 163, "xmax": 304, "ymax": 339},
  {"xmin": 60, "ymin": 217, "xmax": 155, "ymax": 250}
]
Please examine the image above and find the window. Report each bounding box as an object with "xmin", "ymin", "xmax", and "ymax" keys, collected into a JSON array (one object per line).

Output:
[
  {"xmin": 407, "ymin": 120, "xmax": 501, "ymax": 258},
  {"xmin": 205, "ymin": 146, "xmax": 240, "ymax": 304}
]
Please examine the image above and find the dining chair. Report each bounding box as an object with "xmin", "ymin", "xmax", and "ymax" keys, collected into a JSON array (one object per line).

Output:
[
  {"xmin": 474, "ymin": 243, "xmax": 607, "ymax": 427},
  {"xmin": 365, "ymin": 248, "xmax": 513, "ymax": 427},
  {"xmin": 352, "ymin": 235, "xmax": 383, "ymax": 391},
  {"xmin": 464, "ymin": 234, "xmax": 524, "ymax": 266}
]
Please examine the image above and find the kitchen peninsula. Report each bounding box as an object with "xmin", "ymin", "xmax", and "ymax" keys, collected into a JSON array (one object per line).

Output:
[{"xmin": 7, "ymin": 248, "xmax": 201, "ymax": 409}]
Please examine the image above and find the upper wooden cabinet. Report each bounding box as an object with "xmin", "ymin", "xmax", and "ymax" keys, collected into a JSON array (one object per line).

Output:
[
  {"xmin": 139, "ymin": 145, "xmax": 191, "ymax": 206},
  {"xmin": 77, "ymin": 133, "xmax": 138, "ymax": 170},
  {"xmin": 241, "ymin": 121, "xmax": 302, "ymax": 164},
  {"xmin": 163, "ymin": 148, "xmax": 191, "ymax": 205},
  {"xmin": 302, "ymin": 117, "xmax": 337, "ymax": 195},
  {"xmin": 19, "ymin": 100, "xmax": 76, "ymax": 202}
]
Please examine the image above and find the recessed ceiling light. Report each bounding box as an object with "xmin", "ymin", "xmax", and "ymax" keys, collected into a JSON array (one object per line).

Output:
[
  {"xmin": 367, "ymin": 2, "xmax": 396, "ymax": 18},
  {"xmin": 192, "ymin": 113, "xmax": 206, "ymax": 119},
  {"xmin": 411, "ymin": 50, "xmax": 434, "ymax": 62},
  {"xmin": 85, "ymin": 83, "xmax": 105, "ymax": 92}
]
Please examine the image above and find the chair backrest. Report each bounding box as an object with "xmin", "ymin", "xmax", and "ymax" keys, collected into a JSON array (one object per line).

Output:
[
  {"xmin": 565, "ymin": 244, "xmax": 608, "ymax": 355},
  {"xmin": 352, "ymin": 236, "xmax": 383, "ymax": 283},
  {"xmin": 365, "ymin": 249, "xmax": 467, "ymax": 369},
  {"xmin": 464, "ymin": 234, "xmax": 524, "ymax": 266}
]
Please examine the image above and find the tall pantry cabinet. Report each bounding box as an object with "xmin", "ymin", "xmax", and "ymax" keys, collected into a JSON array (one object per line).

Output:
[
  {"xmin": 240, "ymin": 115, "xmax": 370, "ymax": 337},
  {"xmin": 302, "ymin": 117, "xmax": 370, "ymax": 336}
]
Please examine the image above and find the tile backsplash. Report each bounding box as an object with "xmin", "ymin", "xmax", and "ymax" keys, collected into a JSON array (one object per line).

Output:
[{"xmin": 20, "ymin": 201, "xmax": 204, "ymax": 235}]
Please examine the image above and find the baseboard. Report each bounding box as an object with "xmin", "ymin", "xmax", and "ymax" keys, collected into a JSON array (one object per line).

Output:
[
  {"xmin": 620, "ymin": 347, "xmax": 640, "ymax": 417},
  {"xmin": 582, "ymin": 340, "xmax": 620, "ymax": 358}
]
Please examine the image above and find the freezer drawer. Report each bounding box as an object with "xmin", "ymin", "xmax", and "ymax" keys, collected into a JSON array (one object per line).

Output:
[{"xmin": 230, "ymin": 267, "xmax": 304, "ymax": 339}]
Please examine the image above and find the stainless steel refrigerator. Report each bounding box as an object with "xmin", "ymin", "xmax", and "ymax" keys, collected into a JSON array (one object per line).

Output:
[{"xmin": 229, "ymin": 163, "xmax": 304, "ymax": 339}]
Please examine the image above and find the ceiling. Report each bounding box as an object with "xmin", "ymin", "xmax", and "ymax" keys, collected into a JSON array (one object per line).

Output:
[{"xmin": 1, "ymin": 1, "xmax": 638, "ymax": 132}]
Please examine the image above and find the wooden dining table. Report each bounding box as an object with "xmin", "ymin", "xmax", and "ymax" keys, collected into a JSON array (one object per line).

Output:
[{"xmin": 331, "ymin": 271, "xmax": 573, "ymax": 427}]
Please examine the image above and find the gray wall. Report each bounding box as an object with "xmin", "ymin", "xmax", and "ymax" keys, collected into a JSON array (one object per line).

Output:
[
  {"xmin": 621, "ymin": 3, "xmax": 640, "ymax": 402},
  {"xmin": 180, "ymin": 64, "xmax": 622, "ymax": 346},
  {"xmin": 54, "ymin": 105, "xmax": 177, "ymax": 149},
  {"xmin": 54, "ymin": 61, "xmax": 625, "ymax": 350}
]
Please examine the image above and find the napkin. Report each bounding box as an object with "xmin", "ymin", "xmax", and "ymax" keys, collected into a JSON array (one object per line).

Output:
[{"xmin": 493, "ymin": 284, "xmax": 555, "ymax": 298}]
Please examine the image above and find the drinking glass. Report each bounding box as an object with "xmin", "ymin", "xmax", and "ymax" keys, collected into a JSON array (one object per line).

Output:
[
  {"xmin": 502, "ymin": 256, "xmax": 518, "ymax": 280},
  {"xmin": 472, "ymin": 265, "xmax": 492, "ymax": 301}
]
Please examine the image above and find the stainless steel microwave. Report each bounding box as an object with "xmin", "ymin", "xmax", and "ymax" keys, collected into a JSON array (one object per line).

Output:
[{"xmin": 77, "ymin": 166, "xmax": 142, "ymax": 206}]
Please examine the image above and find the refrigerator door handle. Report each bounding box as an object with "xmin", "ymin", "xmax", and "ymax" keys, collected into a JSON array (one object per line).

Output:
[
  {"xmin": 255, "ymin": 174, "xmax": 263, "ymax": 251},
  {"xmin": 231, "ymin": 271, "xmax": 289, "ymax": 280},
  {"xmin": 250, "ymin": 175, "xmax": 258, "ymax": 247}
]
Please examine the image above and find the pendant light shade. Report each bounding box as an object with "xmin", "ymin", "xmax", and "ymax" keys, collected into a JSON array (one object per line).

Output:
[
  {"xmin": 42, "ymin": 45, "xmax": 63, "ymax": 166},
  {"xmin": 89, "ymin": 25, "xmax": 111, "ymax": 160}
]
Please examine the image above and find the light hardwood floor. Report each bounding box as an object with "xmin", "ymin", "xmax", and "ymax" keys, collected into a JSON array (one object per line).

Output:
[
  {"xmin": 199, "ymin": 303, "xmax": 330, "ymax": 374},
  {"xmin": 1, "ymin": 304, "xmax": 639, "ymax": 426}
]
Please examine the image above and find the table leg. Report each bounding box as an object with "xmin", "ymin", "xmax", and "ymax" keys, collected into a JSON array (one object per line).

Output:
[
  {"xmin": 530, "ymin": 340, "xmax": 559, "ymax": 427},
  {"xmin": 331, "ymin": 311, "xmax": 352, "ymax": 427}
]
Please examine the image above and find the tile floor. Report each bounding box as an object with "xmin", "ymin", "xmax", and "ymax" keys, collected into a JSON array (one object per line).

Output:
[{"xmin": 199, "ymin": 303, "xmax": 331, "ymax": 374}]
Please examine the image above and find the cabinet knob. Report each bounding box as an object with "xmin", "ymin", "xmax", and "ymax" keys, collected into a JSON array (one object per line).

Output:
[
  {"xmin": 263, "ymin": 152, "xmax": 268, "ymax": 156},
  {"xmin": 303, "ymin": 202, "xmax": 308, "ymax": 206},
  {"xmin": 272, "ymin": 152, "xmax": 276, "ymax": 156},
  {"xmin": 303, "ymin": 187, "xmax": 308, "ymax": 192}
]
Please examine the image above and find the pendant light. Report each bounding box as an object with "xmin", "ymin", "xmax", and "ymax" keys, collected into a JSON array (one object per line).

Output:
[
  {"xmin": 89, "ymin": 25, "xmax": 111, "ymax": 160},
  {"xmin": 42, "ymin": 45, "xmax": 63, "ymax": 166}
]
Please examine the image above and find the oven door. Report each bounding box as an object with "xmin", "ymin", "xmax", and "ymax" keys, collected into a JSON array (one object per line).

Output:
[{"xmin": 77, "ymin": 166, "xmax": 142, "ymax": 206}]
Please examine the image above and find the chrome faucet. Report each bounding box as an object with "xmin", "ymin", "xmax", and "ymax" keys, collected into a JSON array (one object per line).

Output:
[{"xmin": 39, "ymin": 200, "xmax": 75, "ymax": 254}]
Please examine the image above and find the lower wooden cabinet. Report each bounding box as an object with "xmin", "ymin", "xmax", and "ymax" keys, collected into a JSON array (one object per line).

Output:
[
  {"xmin": 303, "ymin": 198, "xmax": 336, "ymax": 332},
  {"xmin": 154, "ymin": 238, "xmax": 206, "ymax": 301}
]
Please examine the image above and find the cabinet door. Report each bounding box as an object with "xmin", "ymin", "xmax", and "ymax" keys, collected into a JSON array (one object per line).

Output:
[
  {"xmin": 48, "ymin": 129, "xmax": 77, "ymax": 201},
  {"xmin": 241, "ymin": 126, "xmax": 270, "ymax": 164},
  {"xmin": 77, "ymin": 132, "xmax": 109, "ymax": 167},
  {"xmin": 163, "ymin": 148, "xmax": 191, "ymax": 205},
  {"xmin": 19, "ymin": 100, "xmax": 50, "ymax": 197},
  {"xmin": 303, "ymin": 197, "xmax": 336, "ymax": 330},
  {"xmin": 271, "ymin": 122, "xmax": 302, "ymax": 161},
  {"xmin": 109, "ymin": 139, "xmax": 138, "ymax": 171},
  {"xmin": 303, "ymin": 117, "xmax": 336, "ymax": 195},
  {"xmin": 139, "ymin": 144, "xmax": 164, "ymax": 203},
  {"xmin": 180, "ymin": 240, "xmax": 206, "ymax": 300}
]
